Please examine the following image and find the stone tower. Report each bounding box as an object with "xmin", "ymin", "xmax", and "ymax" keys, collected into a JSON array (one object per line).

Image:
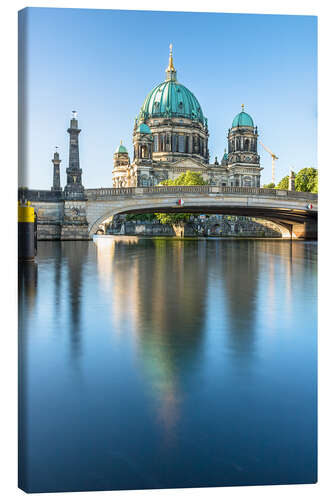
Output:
[
  {"xmin": 64, "ymin": 111, "xmax": 84, "ymax": 199},
  {"xmin": 51, "ymin": 148, "xmax": 62, "ymax": 191}
]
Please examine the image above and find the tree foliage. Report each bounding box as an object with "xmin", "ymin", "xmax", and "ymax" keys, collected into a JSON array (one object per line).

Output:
[
  {"xmin": 274, "ymin": 168, "xmax": 318, "ymax": 193},
  {"xmin": 160, "ymin": 171, "xmax": 208, "ymax": 186},
  {"xmin": 295, "ymin": 167, "xmax": 318, "ymax": 193},
  {"xmin": 276, "ymin": 175, "xmax": 289, "ymax": 190},
  {"xmin": 125, "ymin": 213, "xmax": 156, "ymax": 222},
  {"xmin": 263, "ymin": 182, "xmax": 275, "ymax": 189},
  {"xmin": 155, "ymin": 212, "xmax": 190, "ymax": 225}
]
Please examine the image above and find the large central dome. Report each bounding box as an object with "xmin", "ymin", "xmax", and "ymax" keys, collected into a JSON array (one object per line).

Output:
[
  {"xmin": 138, "ymin": 44, "xmax": 206, "ymax": 125},
  {"xmin": 133, "ymin": 45, "xmax": 209, "ymax": 167},
  {"xmin": 140, "ymin": 80, "xmax": 205, "ymax": 124}
]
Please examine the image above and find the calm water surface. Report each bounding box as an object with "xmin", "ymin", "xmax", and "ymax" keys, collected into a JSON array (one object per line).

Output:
[{"xmin": 18, "ymin": 238, "xmax": 317, "ymax": 492}]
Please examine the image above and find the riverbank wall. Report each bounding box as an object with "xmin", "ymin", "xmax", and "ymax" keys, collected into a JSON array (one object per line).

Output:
[{"xmin": 108, "ymin": 217, "xmax": 283, "ymax": 238}]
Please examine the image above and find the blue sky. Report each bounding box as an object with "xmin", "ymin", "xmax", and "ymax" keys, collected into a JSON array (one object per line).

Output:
[{"xmin": 19, "ymin": 8, "xmax": 317, "ymax": 188}]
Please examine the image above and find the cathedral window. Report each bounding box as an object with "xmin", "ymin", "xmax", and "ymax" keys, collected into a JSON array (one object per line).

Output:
[
  {"xmin": 141, "ymin": 175, "xmax": 149, "ymax": 187},
  {"xmin": 141, "ymin": 145, "xmax": 148, "ymax": 158},
  {"xmin": 178, "ymin": 135, "xmax": 185, "ymax": 152},
  {"xmin": 172, "ymin": 134, "xmax": 177, "ymax": 152}
]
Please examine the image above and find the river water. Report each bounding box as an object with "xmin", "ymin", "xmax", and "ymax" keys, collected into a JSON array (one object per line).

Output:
[{"xmin": 18, "ymin": 237, "xmax": 317, "ymax": 492}]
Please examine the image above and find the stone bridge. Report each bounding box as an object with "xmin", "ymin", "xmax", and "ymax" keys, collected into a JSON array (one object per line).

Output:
[
  {"xmin": 21, "ymin": 186, "xmax": 317, "ymax": 240},
  {"xmin": 85, "ymin": 186, "xmax": 317, "ymax": 239}
]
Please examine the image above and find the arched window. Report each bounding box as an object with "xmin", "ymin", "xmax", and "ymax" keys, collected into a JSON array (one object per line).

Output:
[{"xmin": 244, "ymin": 139, "xmax": 249, "ymax": 151}]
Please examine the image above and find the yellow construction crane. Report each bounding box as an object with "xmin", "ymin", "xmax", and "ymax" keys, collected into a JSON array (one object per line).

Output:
[{"xmin": 259, "ymin": 141, "xmax": 279, "ymax": 185}]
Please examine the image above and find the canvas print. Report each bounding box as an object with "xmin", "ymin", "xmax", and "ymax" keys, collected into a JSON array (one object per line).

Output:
[{"xmin": 18, "ymin": 7, "xmax": 317, "ymax": 493}]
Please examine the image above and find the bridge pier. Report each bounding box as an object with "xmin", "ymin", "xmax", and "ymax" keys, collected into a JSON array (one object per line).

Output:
[{"xmin": 291, "ymin": 220, "xmax": 317, "ymax": 240}]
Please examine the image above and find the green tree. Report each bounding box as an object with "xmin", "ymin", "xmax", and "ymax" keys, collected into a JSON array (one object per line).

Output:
[
  {"xmin": 155, "ymin": 212, "xmax": 191, "ymax": 225},
  {"xmin": 125, "ymin": 213, "xmax": 156, "ymax": 222},
  {"xmin": 263, "ymin": 182, "xmax": 276, "ymax": 189},
  {"xmin": 276, "ymin": 175, "xmax": 289, "ymax": 190},
  {"xmin": 160, "ymin": 171, "xmax": 208, "ymax": 186},
  {"xmin": 295, "ymin": 167, "xmax": 318, "ymax": 193},
  {"xmin": 157, "ymin": 171, "xmax": 207, "ymax": 225}
]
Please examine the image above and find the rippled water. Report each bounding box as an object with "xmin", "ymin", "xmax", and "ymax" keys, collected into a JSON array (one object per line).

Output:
[{"xmin": 18, "ymin": 238, "xmax": 317, "ymax": 492}]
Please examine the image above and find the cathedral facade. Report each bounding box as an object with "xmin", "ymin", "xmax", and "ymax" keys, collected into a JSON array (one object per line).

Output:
[{"xmin": 112, "ymin": 46, "xmax": 262, "ymax": 188}]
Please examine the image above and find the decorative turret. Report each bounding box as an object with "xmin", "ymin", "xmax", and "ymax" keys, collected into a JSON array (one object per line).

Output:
[
  {"xmin": 51, "ymin": 147, "xmax": 62, "ymax": 191},
  {"xmin": 227, "ymin": 105, "xmax": 262, "ymax": 187},
  {"xmin": 64, "ymin": 111, "xmax": 84, "ymax": 199},
  {"xmin": 113, "ymin": 140, "xmax": 130, "ymax": 167}
]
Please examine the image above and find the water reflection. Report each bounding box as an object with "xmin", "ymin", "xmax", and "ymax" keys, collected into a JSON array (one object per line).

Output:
[
  {"xmin": 219, "ymin": 241, "xmax": 260, "ymax": 354},
  {"xmin": 19, "ymin": 238, "xmax": 317, "ymax": 492},
  {"xmin": 62, "ymin": 242, "xmax": 89, "ymax": 359},
  {"xmin": 95, "ymin": 237, "xmax": 209, "ymax": 435}
]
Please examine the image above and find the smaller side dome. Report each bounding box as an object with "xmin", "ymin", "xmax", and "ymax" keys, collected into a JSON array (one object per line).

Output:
[
  {"xmin": 232, "ymin": 105, "xmax": 254, "ymax": 127},
  {"xmin": 115, "ymin": 141, "xmax": 128, "ymax": 154},
  {"xmin": 137, "ymin": 123, "xmax": 152, "ymax": 134}
]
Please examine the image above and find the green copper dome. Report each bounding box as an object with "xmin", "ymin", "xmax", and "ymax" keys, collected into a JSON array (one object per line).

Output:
[
  {"xmin": 140, "ymin": 80, "xmax": 205, "ymax": 124},
  {"xmin": 115, "ymin": 142, "xmax": 128, "ymax": 154},
  {"xmin": 137, "ymin": 123, "xmax": 152, "ymax": 134},
  {"xmin": 232, "ymin": 109, "xmax": 254, "ymax": 128},
  {"xmin": 138, "ymin": 46, "xmax": 206, "ymax": 126}
]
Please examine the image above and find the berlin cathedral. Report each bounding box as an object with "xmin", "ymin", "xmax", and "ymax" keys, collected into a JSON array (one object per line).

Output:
[{"xmin": 112, "ymin": 45, "xmax": 262, "ymax": 188}]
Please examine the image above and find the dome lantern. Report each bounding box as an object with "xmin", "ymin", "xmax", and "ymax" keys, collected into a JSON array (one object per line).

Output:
[{"xmin": 165, "ymin": 43, "xmax": 177, "ymax": 82}]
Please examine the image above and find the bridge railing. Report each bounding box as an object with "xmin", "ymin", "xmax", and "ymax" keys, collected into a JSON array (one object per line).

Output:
[{"xmin": 85, "ymin": 186, "xmax": 318, "ymax": 201}]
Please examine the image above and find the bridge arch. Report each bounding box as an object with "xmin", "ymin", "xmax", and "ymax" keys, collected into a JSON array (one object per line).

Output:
[
  {"xmin": 88, "ymin": 204, "xmax": 296, "ymax": 239},
  {"xmin": 85, "ymin": 187, "xmax": 317, "ymax": 239}
]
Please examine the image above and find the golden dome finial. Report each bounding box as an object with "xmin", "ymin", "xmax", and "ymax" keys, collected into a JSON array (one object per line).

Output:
[
  {"xmin": 167, "ymin": 42, "xmax": 175, "ymax": 71},
  {"xmin": 241, "ymin": 104, "xmax": 245, "ymax": 111}
]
